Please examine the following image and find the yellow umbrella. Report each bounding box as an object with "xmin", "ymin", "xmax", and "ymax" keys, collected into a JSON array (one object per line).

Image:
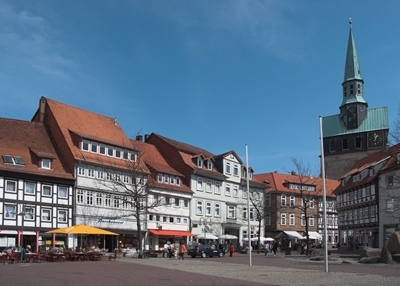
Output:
[{"xmin": 46, "ymin": 224, "xmax": 118, "ymax": 235}]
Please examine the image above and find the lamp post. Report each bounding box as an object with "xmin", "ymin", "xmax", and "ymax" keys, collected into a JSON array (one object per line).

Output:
[{"xmin": 199, "ymin": 217, "xmax": 212, "ymax": 244}]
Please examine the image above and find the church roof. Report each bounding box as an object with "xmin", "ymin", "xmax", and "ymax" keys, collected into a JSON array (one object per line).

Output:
[{"xmin": 322, "ymin": 107, "xmax": 389, "ymax": 137}]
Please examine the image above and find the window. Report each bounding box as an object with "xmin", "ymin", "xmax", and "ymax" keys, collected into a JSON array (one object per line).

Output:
[
  {"xmin": 113, "ymin": 196, "xmax": 120, "ymax": 208},
  {"xmin": 162, "ymin": 217, "xmax": 167, "ymax": 223},
  {"xmin": 77, "ymin": 190, "xmax": 84, "ymax": 204},
  {"xmin": 78, "ymin": 165, "xmax": 85, "ymax": 176},
  {"xmin": 58, "ymin": 187, "xmax": 68, "ymax": 198},
  {"xmin": 96, "ymin": 193, "xmax": 103, "ymax": 206},
  {"xmin": 196, "ymin": 201, "xmax": 203, "ymax": 215},
  {"xmin": 265, "ymin": 213, "xmax": 271, "ymax": 225},
  {"xmin": 107, "ymin": 146, "xmax": 114, "ymax": 157},
  {"xmin": 197, "ymin": 158, "xmax": 203, "ymax": 168},
  {"xmin": 23, "ymin": 206, "xmax": 35, "ymax": 220},
  {"xmin": 97, "ymin": 168, "xmax": 104, "ymax": 179},
  {"xmin": 42, "ymin": 185, "xmax": 52, "ymax": 197},
  {"xmin": 265, "ymin": 194, "xmax": 271, "ymax": 207},
  {"xmin": 88, "ymin": 166, "xmax": 95, "ymax": 178},
  {"xmin": 176, "ymin": 217, "xmax": 181, "ymax": 224},
  {"xmin": 227, "ymin": 206, "xmax": 236, "ymax": 219},
  {"xmin": 165, "ymin": 196, "xmax": 170, "ymax": 205},
  {"xmin": 243, "ymin": 207, "xmax": 248, "ymax": 220},
  {"xmin": 309, "ymin": 215, "xmax": 314, "ymax": 226},
  {"xmin": 174, "ymin": 198, "xmax": 180, "ymax": 207},
  {"xmin": 289, "ymin": 213, "xmax": 295, "ymax": 225},
  {"xmin": 42, "ymin": 209, "xmax": 51, "ymax": 221},
  {"xmin": 387, "ymin": 199, "xmax": 394, "ymax": 212},
  {"xmin": 214, "ymin": 203, "xmax": 220, "ymax": 217},
  {"xmin": 4, "ymin": 204, "xmax": 16, "ymax": 218},
  {"xmin": 206, "ymin": 202, "xmax": 212, "ymax": 216},
  {"xmin": 115, "ymin": 148, "xmax": 121, "ymax": 158},
  {"xmin": 169, "ymin": 217, "xmax": 174, "ymax": 223},
  {"xmin": 310, "ymin": 198, "xmax": 314, "ymax": 208},
  {"xmin": 281, "ymin": 213, "xmax": 286, "ymax": 225},
  {"xmin": 41, "ymin": 159, "xmax": 51, "ymax": 169},
  {"xmin": 197, "ymin": 177, "xmax": 203, "ymax": 191},
  {"xmin": 233, "ymin": 164, "xmax": 239, "ymax": 176},
  {"xmin": 207, "ymin": 161, "xmax": 213, "ymax": 170},
  {"xmin": 5, "ymin": 180, "xmax": 17, "ymax": 193},
  {"xmin": 105, "ymin": 194, "xmax": 111, "ymax": 207},
  {"xmin": 176, "ymin": 177, "xmax": 180, "ymax": 185},
  {"xmin": 170, "ymin": 176, "xmax": 175, "ymax": 184},
  {"xmin": 225, "ymin": 185, "xmax": 231, "ymax": 196},
  {"xmin": 164, "ymin": 174, "xmax": 169, "ymax": 183},
  {"xmin": 86, "ymin": 191, "xmax": 93, "ymax": 205},
  {"xmin": 388, "ymin": 176, "xmax": 394, "ymax": 187},
  {"xmin": 25, "ymin": 182, "xmax": 35, "ymax": 195},
  {"xmin": 206, "ymin": 180, "xmax": 212, "ymax": 193},
  {"xmin": 290, "ymin": 196, "xmax": 295, "ymax": 207},
  {"xmin": 281, "ymin": 194, "xmax": 286, "ymax": 206},
  {"xmin": 91, "ymin": 142, "xmax": 98, "ymax": 153},
  {"xmin": 99, "ymin": 144, "xmax": 106, "ymax": 155},
  {"xmin": 158, "ymin": 173, "xmax": 162, "ymax": 182},
  {"xmin": 183, "ymin": 199, "xmax": 189, "ymax": 208},
  {"xmin": 233, "ymin": 186, "xmax": 238, "ymax": 197},
  {"xmin": 82, "ymin": 140, "xmax": 89, "ymax": 151},
  {"xmin": 58, "ymin": 210, "xmax": 67, "ymax": 223},
  {"xmin": 301, "ymin": 214, "xmax": 306, "ymax": 226},
  {"xmin": 225, "ymin": 162, "xmax": 231, "ymax": 174},
  {"xmin": 214, "ymin": 182, "xmax": 221, "ymax": 194}
]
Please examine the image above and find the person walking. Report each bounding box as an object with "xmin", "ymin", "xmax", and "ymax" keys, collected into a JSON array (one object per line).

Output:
[
  {"xmin": 228, "ymin": 243, "xmax": 235, "ymax": 257},
  {"xmin": 264, "ymin": 242, "xmax": 270, "ymax": 256},
  {"xmin": 178, "ymin": 243, "xmax": 187, "ymax": 260},
  {"xmin": 272, "ymin": 242, "xmax": 277, "ymax": 256}
]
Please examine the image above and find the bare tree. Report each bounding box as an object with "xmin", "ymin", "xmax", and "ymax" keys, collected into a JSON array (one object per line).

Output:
[
  {"xmin": 285, "ymin": 158, "xmax": 321, "ymax": 255},
  {"xmin": 97, "ymin": 148, "xmax": 170, "ymax": 255}
]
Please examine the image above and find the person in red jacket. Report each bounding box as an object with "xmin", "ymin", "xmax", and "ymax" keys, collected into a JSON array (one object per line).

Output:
[{"xmin": 228, "ymin": 243, "xmax": 235, "ymax": 257}]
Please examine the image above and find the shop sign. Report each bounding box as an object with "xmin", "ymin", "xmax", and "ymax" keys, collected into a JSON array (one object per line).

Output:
[{"xmin": 98, "ymin": 219, "xmax": 125, "ymax": 225}]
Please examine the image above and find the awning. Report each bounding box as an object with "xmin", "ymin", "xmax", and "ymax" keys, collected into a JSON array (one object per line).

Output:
[
  {"xmin": 148, "ymin": 229, "xmax": 194, "ymax": 237},
  {"xmin": 306, "ymin": 231, "xmax": 322, "ymax": 239},
  {"xmin": 283, "ymin": 231, "xmax": 303, "ymax": 239},
  {"xmin": 0, "ymin": 230, "xmax": 18, "ymax": 235}
]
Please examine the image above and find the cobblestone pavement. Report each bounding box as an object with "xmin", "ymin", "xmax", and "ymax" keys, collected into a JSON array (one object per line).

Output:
[{"xmin": 0, "ymin": 252, "xmax": 399, "ymax": 286}]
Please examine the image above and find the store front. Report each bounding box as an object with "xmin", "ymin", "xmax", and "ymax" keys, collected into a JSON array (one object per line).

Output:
[{"xmin": 148, "ymin": 229, "xmax": 194, "ymax": 251}]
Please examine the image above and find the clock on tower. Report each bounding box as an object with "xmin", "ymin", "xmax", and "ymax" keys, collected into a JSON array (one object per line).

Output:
[{"xmin": 368, "ymin": 131, "xmax": 384, "ymax": 147}]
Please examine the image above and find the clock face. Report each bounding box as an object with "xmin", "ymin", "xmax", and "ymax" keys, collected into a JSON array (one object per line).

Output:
[{"xmin": 368, "ymin": 131, "xmax": 383, "ymax": 147}]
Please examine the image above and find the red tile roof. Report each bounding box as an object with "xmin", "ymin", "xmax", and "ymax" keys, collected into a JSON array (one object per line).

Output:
[
  {"xmin": 130, "ymin": 139, "xmax": 192, "ymax": 194},
  {"xmin": 0, "ymin": 118, "xmax": 74, "ymax": 180},
  {"xmin": 254, "ymin": 172, "xmax": 339, "ymax": 197},
  {"xmin": 37, "ymin": 97, "xmax": 145, "ymax": 172}
]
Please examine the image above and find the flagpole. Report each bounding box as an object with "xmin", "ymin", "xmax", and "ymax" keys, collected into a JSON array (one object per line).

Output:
[
  {"xmin": 319, "ymin": 116, "xmax": 328, "ymax": 272},
  {"xmin": 245, "ymin": 144, "xmax": 252, "ymax": 266}
]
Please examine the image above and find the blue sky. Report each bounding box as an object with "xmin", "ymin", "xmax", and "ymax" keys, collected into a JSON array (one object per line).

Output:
[{"xmin": 1, "ymin": 0, "xmax": 400, "ymax": 175}]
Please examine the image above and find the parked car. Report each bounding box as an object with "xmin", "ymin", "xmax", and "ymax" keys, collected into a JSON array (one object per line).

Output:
[{"xmin": 188, "ymin": 245, "xmax": 225, "ymax": 258}]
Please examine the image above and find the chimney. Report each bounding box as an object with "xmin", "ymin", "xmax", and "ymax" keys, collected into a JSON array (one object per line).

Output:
[
  {"xmin": 136, "ymin": 135, "xmax": 143, "ymax": 142},
  {"xmin": 144, "ymin": 134, "xmax": 150, "ymax": 142},
  {"xmin": 39, "ymin": 97, "xmax": 46, "ymax": 122}
]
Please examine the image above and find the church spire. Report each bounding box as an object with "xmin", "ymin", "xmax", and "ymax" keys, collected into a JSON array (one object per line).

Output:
[{"xmin": 340, "ymin": 18, "xmax": 367, "ymax": 109}]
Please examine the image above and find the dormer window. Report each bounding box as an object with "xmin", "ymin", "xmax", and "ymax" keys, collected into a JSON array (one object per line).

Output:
[
  {"xmin": 207, "ymin": 161, "xmax": 213, "ymax": 170},
  {"xmin": 225, "ymin": 162, "xmax": 231, "ymax": 174},
  {"xmin": 249, "ymin": 172, "xmax": 253, "ymax": 180},
  {"xmin": 369, "ymin": 168, "xmax": 374, "ymax": 176},
  {"xmin": 41, "ymin": 158, "xmax": 51, "ymax": 169},
  {"xmin": 233, "ymin": 164, "xmax": 239, "ymax": 176},
  {"xmin": 197, "ymin": 158, "xmax": 203, "ymax": 168}
]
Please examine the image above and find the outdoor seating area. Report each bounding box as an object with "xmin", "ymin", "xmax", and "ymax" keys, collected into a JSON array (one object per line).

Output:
[{"xmin": 0, "ymin": 249, "xmax": 112, "ymax": 264}]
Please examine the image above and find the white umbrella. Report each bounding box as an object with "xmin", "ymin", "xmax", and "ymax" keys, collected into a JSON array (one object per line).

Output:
[
  {"xmin": 218, "ymin": 234, "xmax": 238, "ymax": 239},
  {"xmin": 251, "ymin": 237, "xmax": 275, "ymax": 242},
  {"xmin": 196, "ymin": 233, "xmax": 218, "ymax": 240}
]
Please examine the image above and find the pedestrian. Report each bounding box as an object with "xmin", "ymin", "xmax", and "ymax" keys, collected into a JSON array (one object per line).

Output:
[
  {"xmin": 264, "ymin": 242, "xmax": 270, "ymax": 256},
  {"xmin": 272, "ymin": 242, "xmax": 277, "ymax": 256},
  {"xmin": 228, "ymin": 243, "xmax": 235, "ymax": 257},
  {"xmin": 178, "ymin": 243, "xmax": 187, "ymax": 260}
]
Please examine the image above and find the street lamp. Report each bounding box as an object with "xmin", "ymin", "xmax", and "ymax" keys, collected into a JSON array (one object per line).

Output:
[{"xmin": 199, "ymin": 217, "xmax": 212, "ymax": 244}]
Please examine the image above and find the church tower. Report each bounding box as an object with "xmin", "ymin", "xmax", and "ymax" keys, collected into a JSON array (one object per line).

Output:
[{"xmin": 322, "ymin": 20, "xmax": 389, "ymax": 180}]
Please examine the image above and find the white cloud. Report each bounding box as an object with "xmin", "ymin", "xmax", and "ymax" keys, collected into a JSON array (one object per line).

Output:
[{"xmin": 0, "ymin": 1, "xmax": 78, "ymax": 81}]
